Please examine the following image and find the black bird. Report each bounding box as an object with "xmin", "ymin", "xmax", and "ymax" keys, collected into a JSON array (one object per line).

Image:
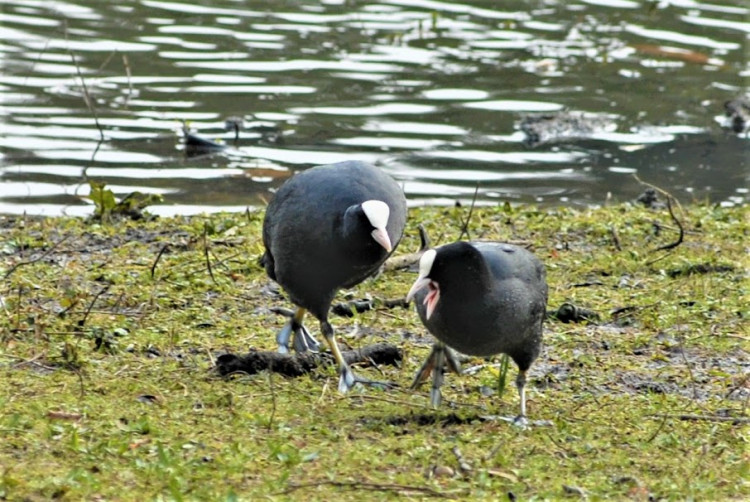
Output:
[
  {"xmin": 262, "ymin": 160, "xmax": 407, "ymax": 392},
  {"xmin": 406, "ymin": 241, "xmax": 547, "ymax": 425}
]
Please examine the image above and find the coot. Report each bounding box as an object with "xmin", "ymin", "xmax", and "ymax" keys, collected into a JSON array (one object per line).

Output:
[
  {"xmin": 262, "ymin": 160, "xmax": 407, "ymax": 392},
  {"xmin": 406, "ymin": 241, "xmax": 547, "ymax": 424}
]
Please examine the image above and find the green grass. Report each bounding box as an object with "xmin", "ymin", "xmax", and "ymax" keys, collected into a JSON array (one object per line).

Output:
[{"xmin": 1, "ymin": 202, "xmax": 748, "ymax": 501}]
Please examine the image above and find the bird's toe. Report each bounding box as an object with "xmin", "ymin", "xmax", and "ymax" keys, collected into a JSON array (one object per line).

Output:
[
  {"xmin": 337, "ymin": 365, "xmax": 357, "ymax": 393},
  {"xmin": 292, "ymin": 325, "xmax": 320, "ymax": 353},
  {"xmin": 512, "ymin": 415, "xmax": 529, "ymax": 429},
  {"xmin": 275, "ymin": 323, "xmax": 293, "ymax": 354},
  {"xmin": 337, "ymin": 366, "xmax": 397, "ymax": 393}
]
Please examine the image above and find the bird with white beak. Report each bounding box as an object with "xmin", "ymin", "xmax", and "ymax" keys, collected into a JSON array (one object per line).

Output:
[{"xmin": 406, "ymin": 241, "xmax": 548, "ymax": 425}]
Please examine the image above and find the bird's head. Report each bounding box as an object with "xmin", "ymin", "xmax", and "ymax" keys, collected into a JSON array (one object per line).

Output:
[
  {"xmin": 406, "ymin": 248, "xmax": 440, "ymax": 319},
  {"xmin": 406, "ymin": 242, "xmax": 486, "ymax": 320},
  {"xmin": 361, "ymin": 200, "xmax": 392, "ymax": 252}
]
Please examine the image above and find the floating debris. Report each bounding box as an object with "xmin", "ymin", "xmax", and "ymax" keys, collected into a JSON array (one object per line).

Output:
[{"xmin": 518, "ymin": 111, "xmax": 617, "ymax": 147}]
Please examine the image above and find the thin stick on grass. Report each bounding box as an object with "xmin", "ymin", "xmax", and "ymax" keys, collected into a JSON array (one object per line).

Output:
[
  {"xmin": 75, "ymin": 368, "xmax": 86, "ymax": 399},
  {"xmin": 279, "ymin": 480, "xmax": 456, "ymax": 498},
  {"xmin": 96, "ymin": 50, "xmax": 117, "ymax": 72},
  {"xmin": 4, "ymin": 235, "xmax": 72, "ymax": 280},
  {"xmin": 2, "ymin": 353, "xmax": 57, "ymax": 372},
  {"xmin": 646, "ymin": 413, "xmax": 669, "ymax": 443},
  {"xmin": 451, "ymin": 446, "xmax": 473, "ymax": 474},
  {"xmin": 677, "ymin": 336, "xmax": 701, "ymax": 403},
  {"xmin": 651, "ymin": 195, "xmax": 684, "ymax": 253},
  {"xmin": 457, "ymin": 183, "xmax": 480, "ymax": 241},
  {"xmin": 651, "ymin": 414, "xmax": 750, "ymax": 425},
  {"xmin": 383, "ymin": 225, "xmax": 432, "ymax": 271},
  {"xmin": 203, "ymin": 224, "xmax": 218, "ymax": 285},
  {"xmin": 78, "ymin": 285, "xmax": 110, "ymax": 330},
  {"xmin": 632, "ymin": 174, "xmax": 685, "ymax": 256},
  {"xmin": 151, "ymin": 243, "xmax": 170, "ymax": 279}
]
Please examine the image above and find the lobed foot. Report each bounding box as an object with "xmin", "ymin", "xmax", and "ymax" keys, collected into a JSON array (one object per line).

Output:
[
  {"xmin": 337, "ymin": 364, "xmax": 396, "ymax": 393},
  {"xmin": 479, "ymin": 414, "xmax": 552, "ymax": 428},
  {"xmin": 291, "ymin": 324, "xmax": 320, "ymax": 353},
  {"xmin": 276, "ymin": 308, "xmax": 320, "ymax": 354},
  {"xmin": 512, "ymin": 414, "xmax": 529, "ymax": 429},
  {"xmin": 319, "ymin": 319, "xmax": 394, "ymax": 394},
  {"xmin": 411, "ymin": 342, "xmax": 462, "ymax": 408}
]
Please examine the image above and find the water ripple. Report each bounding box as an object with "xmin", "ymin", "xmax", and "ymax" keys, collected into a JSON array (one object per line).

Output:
[{"xmin": 0, "ymin": 0, "xmax": 746, "ymax": 215}]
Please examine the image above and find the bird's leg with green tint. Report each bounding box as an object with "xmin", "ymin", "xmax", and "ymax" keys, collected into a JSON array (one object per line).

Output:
[
  {"xmin": 276, "ymin": 308, "xmax": 320, "ymax": 354},
  {"xmin": 513, "ymin": 370, "xmax": 529, "ymax": 428},
  {"xmin": 320, "ymin": 320, "xmax": 395, "ymax": 393}
]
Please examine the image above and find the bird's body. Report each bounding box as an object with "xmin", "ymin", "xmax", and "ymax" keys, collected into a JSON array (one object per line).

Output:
[
  {"xmin": 262, "ymin": 160, "xmax": 407, "ymax": 390},
  {"xmin": 263, "ymin": 162, "xmax": 405, "ymax": 319},
  {"xmin": 407, "ymin": 241, "xmax": 547, "ymax": 423}
]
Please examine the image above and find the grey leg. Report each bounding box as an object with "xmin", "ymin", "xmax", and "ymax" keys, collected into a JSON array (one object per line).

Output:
[
  {"xmin": 411, "ymin": 342, "xmax": 462, "ymax": 408},
  {"xmin": 513, "ymin": 370, "xmax": 529, "ymax": 428}
]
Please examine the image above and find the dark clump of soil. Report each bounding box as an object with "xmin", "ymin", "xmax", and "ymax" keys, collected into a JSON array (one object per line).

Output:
[
  {"xmin": 666, "ymin": 263, "xmax": 736, "ymax": 278},
  {"xmin": 364, "ymin": 412, "xmax": 488, "ymax": 429},
  {"xmin": 215, "ymin": 342, "xmax": 402, "ymax": 378}
]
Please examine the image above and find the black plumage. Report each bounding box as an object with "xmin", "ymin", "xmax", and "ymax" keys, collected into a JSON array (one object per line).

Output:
[
  {"xmin": 262, "ymin": 160, "xmax": 407, "ymax": 391},
  {"xmin": 407, "ymin": 241, "xmax": 547, "ymax": 424}
]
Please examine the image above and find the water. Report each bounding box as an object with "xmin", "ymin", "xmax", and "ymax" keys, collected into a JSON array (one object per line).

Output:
[{"xmin": 1, "ymin": 0, "xmax": 748, "ymax": 217}]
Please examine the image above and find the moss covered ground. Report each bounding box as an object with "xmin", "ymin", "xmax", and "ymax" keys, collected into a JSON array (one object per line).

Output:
[{"xmin": 0, "ymin": 202, "xmax": 747, "ymax": 501}]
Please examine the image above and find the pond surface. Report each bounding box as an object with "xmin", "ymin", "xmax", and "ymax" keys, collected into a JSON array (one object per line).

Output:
[{"xmin": 1, "ymin": 0, "xmax": 748, "ymax": 216}]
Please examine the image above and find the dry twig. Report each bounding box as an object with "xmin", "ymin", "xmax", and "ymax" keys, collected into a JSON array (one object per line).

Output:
[
  {"xmin": 652, "ymin": 196, "xmax": 684, "ymax": 253},
  {"xmin": 77, "ymin": 285, "xmax": 110, "ymax": 330},
  {"xmin": 279, "ymin": 479, "xmax": 456, "ymax": 498},
  {"xmin": 651, "ymin": 414, "xmax": 750, "ymax": 425},
  {"xmin": 383, "ymin": 225, "xmax": 431, "ymax": 271},
  {"xmin": 203, "ymin": 224, "xmax": 217, "ymax": 285},
  {"xmin": 457, "ymin": 183, "xmax": 480, "ymax": 241},
  {"xmin": 151, "ymin": 243, "xmax": 170, "ymax": 279},
  {"xmin": 632, "ymin": 174, "xmax": 685, "ymax": 256}
]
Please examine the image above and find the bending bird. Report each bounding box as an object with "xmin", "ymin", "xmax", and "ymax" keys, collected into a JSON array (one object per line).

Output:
[
  {"xmin": 262, "ymin": 160, "xmax": 407, "ymax": 392},
  {"xmin": 406, "ymin": 241, "xmax": 547, "ymax": 425}
]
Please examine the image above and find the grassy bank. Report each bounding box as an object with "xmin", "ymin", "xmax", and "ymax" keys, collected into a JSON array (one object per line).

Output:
[{"xmin": 1, "ymin": 202, "xmax": 748, "ymax": 501}]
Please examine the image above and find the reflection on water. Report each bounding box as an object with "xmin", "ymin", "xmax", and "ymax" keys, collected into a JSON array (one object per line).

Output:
[{"xmin": 1, "ymin": 0, "xmax": 748, "ymax": 216}]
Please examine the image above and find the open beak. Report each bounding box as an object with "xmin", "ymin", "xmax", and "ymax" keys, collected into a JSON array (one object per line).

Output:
[
  {"xmin": 407, "ymin": 277, "xmax": 440, "ymax": 320},
  {"xmin": 371, "ymin": 227, "xmax": 392, "ymax": 253}
]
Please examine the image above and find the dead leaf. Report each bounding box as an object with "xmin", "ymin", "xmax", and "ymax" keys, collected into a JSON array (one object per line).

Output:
[
  {"xmin": 47, "ymin": 410, "xmax": 82, "ymax": 421},
  {"xmin": 128, "ymin": 438, "xmax": 151, "ymax": 450},
  {"xmin": 486, "ymin": 469, "xmax": 518, "ymax": 483}
]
